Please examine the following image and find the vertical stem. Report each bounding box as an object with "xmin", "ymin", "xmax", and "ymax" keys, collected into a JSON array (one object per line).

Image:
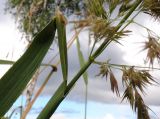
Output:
[{"xmin": 84, "ymin": 85, "xmax": 88, "ymax": 119}]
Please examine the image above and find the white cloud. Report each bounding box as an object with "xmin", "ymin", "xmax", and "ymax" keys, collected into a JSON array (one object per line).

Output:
[
  {"xmin": 50, "ymin": 113, "xmax": 127, "ymax": 119},
  {"xmin": 0, "ymin": 1, "xmax": 27, "ymax": 78},
  {"xmin": 50, "ymin": 113, "xmax": 68, "ymax": 119},
  {"xmin": 0, "ymin": 15, "xmax": 26, "ymax": 60},
  {"xmin": 102, "ymin": 113, "xmax": 132, "ymax": 119},
  {"xmin": 103, "ymin": 114, "xmax": 115, "ymax": 119},
  {"xmin": 26, "ymin": 113, "xmax": 69, "ymax": 119}
]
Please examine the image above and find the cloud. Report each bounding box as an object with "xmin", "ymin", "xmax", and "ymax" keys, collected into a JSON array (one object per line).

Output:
[
  {"xmin": 102, "ymin": 113, "xmax": 128, "ymax": 119},
  {"xmin": 103, "ymin": 114, "xmax": 115, "ymax": 119},
  {"xmin": 50, "ymin": 113, "xmax": 68, "ymax": 119},
  {"xmin": 48, "ymin": 112, "xmax": 130, "ymax": 119}
]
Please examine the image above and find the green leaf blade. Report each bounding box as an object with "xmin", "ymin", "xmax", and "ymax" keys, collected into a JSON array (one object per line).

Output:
[
  {"xmin": 0, "ymin": 18, "xmax": 56, "ymax": 117},
  {"xmin": 56, "ymin": 9, "xmax": 68, "ymax": 83}
]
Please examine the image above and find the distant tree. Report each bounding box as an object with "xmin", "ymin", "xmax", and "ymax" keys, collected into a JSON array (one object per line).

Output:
[{"xmin": 6, "ymin": 0, "xmax": 85, "ymax": 39}]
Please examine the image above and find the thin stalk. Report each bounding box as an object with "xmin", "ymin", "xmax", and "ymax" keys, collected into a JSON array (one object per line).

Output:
[
  {"xmin": 116, "ymin": 0, "xmax": 143, "ymax": 31},
  {"xmin": 93, "ymin": 60, "xmax": 160, "ymax": 70},
  {"xmin": 84, "ymin": 85, "xmax": 88, "ymax": 119},
  {"xmin": 120, "ymin": 9, "xmax": 142, "ymax": 31},
  {"xmin": 0, "ymin": 59, "xmax": 55, "ymax": 68},
  {"xmin": 133, "ymin": 21, "xmax": 158, "ymax": 36},
  {"xmin": 109, "ymin": 63, "xmax": 160, "ymax": 71},
  {"xmin": 38, "ymin": 1, "xmax": 143, "ymax": 118},
  {"xmin": 89, "ymin": 39, "xmax": 97, "ymax": 57},
  {"xmin": 21, "ymin": 69, "xmax": 54, "ymax": 119}
]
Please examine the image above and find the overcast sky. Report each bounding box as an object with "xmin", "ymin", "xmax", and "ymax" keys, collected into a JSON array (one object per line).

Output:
[{"xmin": 0, "ymin": 0, "xmax": 160, "ymax": 119}]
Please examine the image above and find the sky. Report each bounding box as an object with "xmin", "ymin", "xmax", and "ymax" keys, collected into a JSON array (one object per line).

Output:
[{"xmin": 0, "ymin": 0, "xmax": 160, "ymax": 119}]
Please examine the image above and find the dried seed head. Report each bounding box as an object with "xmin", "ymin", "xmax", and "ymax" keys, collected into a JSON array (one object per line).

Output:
[
  {"xmin": 96, "ymin": 63, "xmax": 119, "ymax": 96},
  {"xmin": 143, "ymin": 0, "xmax": 160, "ymax": 21},
  {"xmin": 122, "ymin": 85, "xmax": 134, "ymax": 109},
  {"xmin": 121, "ymin": 66, "xmax": 157, "ymax": 119},
  {"xmin": 109, "ymin": 71, "xmax": 120, "ymax": 96},
  {"xmin": 122, "ymin": 81, "xmax": 150, "ymax": 119},
  {"xmin": 122, "ymin": 67, "xmax": 156, "ymax": 93},
  {"xmin": 96, "ymin": 63, "xmax": 109, "ymax": 77},
  {"xmin": 143, "ymin": 33, "xmax": 160, "ymax": 65},
  {"xmin": 135, "ymin": 90, "xmax": 150, "ymax": 119}
]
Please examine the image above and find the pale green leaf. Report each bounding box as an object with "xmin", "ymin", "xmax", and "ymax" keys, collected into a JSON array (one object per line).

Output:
[{"xmin": 76, "ymin": 38, "xmax": 88, "ymax": 85}]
